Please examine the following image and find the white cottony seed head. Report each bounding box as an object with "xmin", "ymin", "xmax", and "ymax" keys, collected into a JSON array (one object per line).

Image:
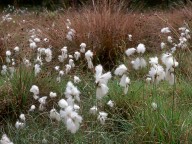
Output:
[
  {"xmin": 49, "ymin": 92, "xmax": 57, "ymax": 98},
  {"xmin": 151, "ymin": 102, "xmax": 157, "ymax": 110},
  {"xmin": 6, "ymin": 50, "xmax": 11, "ymax": 56}
]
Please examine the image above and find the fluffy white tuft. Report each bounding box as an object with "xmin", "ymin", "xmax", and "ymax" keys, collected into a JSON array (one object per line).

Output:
[
  {"xmin": 165, "ymin": 67, "xmax": 175, "ymax": 85},
  {"xmin": 69, "ymin": 59, "xmax": 75, "ymax": 68},
  {"xmin": 38, "ymin": 96, "xmax": 47, "ymax": 105},
  {"xmin": 0, "ymin": 134, "xmax": 14, "ymax": 144},
  {"xmin": 149, "ymin": 57, "xmax": 158, "ymax": 66},
  {"xmin": 151, "ymin": 102, "xmax": 157, "ymax": 110},
  {"xmin": 160, "ymin": 42, "xmax": 166, "ymax": 49},
  {"xmin": 15, "ymin": 121, "xmax": 25, "ymax": 129},
  {"xmin": 97, "ymin": 111, "xmax": 108, "ymax": 125},
  {"xmin": 167, "ymin": 36, "xmax": 173, "ymax": 43},
  {"xmin": 30, "ymin": 42, "xmax": 37, "ymax": 49},
  {"xmin": 45, "ymin": 48, "xmax": 52, "ymax": 62},
  {"xmin": 161, "ymin": 27, "xmax": 171, "ymax": 33},
  {"xmin": 90, "ymin": 106, "xmax": 98, "ymax": 115},
  {"xmin": 148, "ymin": 64, "xmax": 165, "ymax": 84},
  {"xmin": 19, "ymin": 114, "xmax": 25, "ymax": 122},
  {"xmin": 107, "ymin": 100, "xmax": 114, "ymax": 107},
  {"xmin": 34, "ymin": 64, "xmax": 41, "ymax": 76},
  {"xmin": 14, "ymin": 46, "xmax": 19, "ymax": 52},
  {"xmin": 30, "ymin": 85, "xmax": 39, "ymax": 95},
  {"xmin": 29, "ymin": 105, "xmax": 36, "ymax": 112},
  {"xmin": 58, "ymin": 99, "xmax": 68, "ymax": 109},
  {"xmin": 85, "ymin": 50, "xmax": 94, "ymax": 69},
  {"xmin": 125, "ymin": 48, "xmax": 136, "ymax": 56},
  {"xmin": 74, "ymin": 51, "xmax": 81, "ymax": 61},
  {"xmin": 136, "ymin": 43, "xmax": 146, "ymax": 54},
  {"xmin": 119, "ymin": 74, "xmax": 130, "ymax": 94},
  {"xmin": 96, "ymin": 83, "xmax": 109, "ymax": 100},
  {"xmin": 80, "ymin": 43, "xmax": 86, "ymax": 53},
  {"xmin": 50, "ymin": 108, "xmax": 61, "ymax": 121},
  {"xmin": 74, "ymin": 76, "xmax": 81, "ymax": 84},
  {"xmin": 49, "ymin": 92, "xmax": 57, "ymax": 98},
  {"xmin": 95, "ymin": 65, "xmax": 112, "ymax": 85},
  {"xmin": 132, "ymin": 57, "xmax": 147, "ymax": 70},
  {"xmin": 114, "ymin": 64, "xmax": 127, "ymax": 76},
  {"xmin": 64, "ymin": 81, "xmax": 81, "ymax": 102},
  {"xmin": 60, "ymin": 106, "xmax": 82, "ymax": 133},
  {"xmin": 6, "ymin": 50, "xmax": 11, "ymax": 56},
  {"xmin": 161, "ymin": 53, "xmax": 178, "ymax": 69}
]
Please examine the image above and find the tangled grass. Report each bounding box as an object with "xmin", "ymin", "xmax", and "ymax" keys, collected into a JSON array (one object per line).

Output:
[{"xmin": 0, "ymin": 3, "xmax": 192, "ymax": 144}]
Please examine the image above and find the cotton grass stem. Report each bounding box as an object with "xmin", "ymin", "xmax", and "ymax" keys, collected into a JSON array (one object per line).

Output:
[
  {"xmin": 171, "ymin": 68, "xmax": 176, "ymax": 124},
  {"xmin": 142, "ymin": 80, "xmax": 146, "ymax": 120}
]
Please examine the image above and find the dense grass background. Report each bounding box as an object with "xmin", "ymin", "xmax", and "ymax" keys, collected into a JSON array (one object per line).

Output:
[
  {"xmin": 0, "ymin": 0, "xmax": 192, "ymax": 143},
  {"xmin": 0, "ymin": 0, "xmax": 190, "ymax": 9},
  {"xmin": 2, "ymin": 73, "xmax": 192, "ymax": 143}
]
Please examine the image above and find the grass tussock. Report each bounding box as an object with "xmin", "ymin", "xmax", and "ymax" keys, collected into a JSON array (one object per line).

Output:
[{"xmin": 0, "ymin": 3, "xmax": 192, "ymax": 67}]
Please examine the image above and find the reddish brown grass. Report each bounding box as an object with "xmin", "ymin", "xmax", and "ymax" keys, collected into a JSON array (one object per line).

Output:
[{"xmin": 0, "ymin": 4, "xmax": 192, "ymax": 67}]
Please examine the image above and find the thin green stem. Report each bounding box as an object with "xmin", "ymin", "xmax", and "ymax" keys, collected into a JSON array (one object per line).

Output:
[{"xmin": 172, "ymin": 68, "xmax": 176, "ymax": 124}]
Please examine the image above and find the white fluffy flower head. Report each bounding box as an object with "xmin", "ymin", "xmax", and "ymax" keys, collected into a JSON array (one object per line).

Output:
[
  {"xmin": 167, "ymin": 36, "xmax": 173, "ymax": 43},
  {"xmin": 34, "ymin": 38, "xmax": 40, "ymax": 43},
  {"xmin": 151, "ymin": 102, "xmax": 157, "ymax": 110},
  {"xmin": 34, "ymin": 64, "xmax": 41, "ymax": 76},
  {"xmin": 15, "ymin": 121, "xmax": 25, "ymax": 129},
  {"xmin": 58, "ymin": 99, "xmax": 68, "ymax": 109},
  {"xmin": 65, "ymin": 81, "xmax": 81, "ymax": 102},
  {"xmin": 161, "ymin": 42, "xmax": 166, "ymax": 49},
  {"xmin": 161, "ymin": 27, "xmax": 171, "ymax": 33},
  {"xmin": 148, "ymin": 64, "xmax": 165, "ymax": 84},
  {"xmin": 30, "ymin": 42, "xmax": 37, "ymax": 49},
  {"xmin": 29, "ymin": 105, "xmax": 36, "ymax": 111},
  {"xmin": 98, "ymin": 111, "xmax": 108, "ymax": 125},
  {"xmin": 114, "ymin": 64, "xmax": 127, "ymax": 76},
  {"xmin": 69, "ymin": 59, "xmax": 75, "ymax": 68},
  {"xmin": 65, "ymin": 64, "xmax": 71, "ymax": 74},
  {"xmin": 90, "ymin": 106, "xmax": 98, "ymax": 115},
  {"xmin": 95, "ymin": 65, "xmax": 112, "ymax": 99},
  {"xmin": 45, "ymin": 48, "xmax": 52, "ymax": 62},
  {"xmin": 161, "ymin": 53, "xmax": 178, "ymax": 69},
  {"xmin": 85, "ymin": 50, "xmax": 94, "ymax": 69},
  {"xmin": 149, "ymin": 57, "xmax": 158, "ymax": 66},
  {"xmin": 125, "ymin": 48, "xmax": 136, "ymax": 56},
  {"xmin": 80, "ymin": 43, "xmax": 86, "ymax": 53},
  {"xmin": 30, "ymin": 85, "xmax": 39, "ymax": 95},
  {"xmin": 38, "ymin": 96, "xmax": 47, "ymax": 105},
  {"xmin": 128, "ymin": 34, "xmax": 132, "ymax": 41},
  {"xmin": 54, "ymin": 66, "xmax": 60, "ymax": 71},
  {"xmin": 136, "ymin": 43, "xmax": 146, "ymax": 54},
  {"xmin": 95, "ymin": 65, "xmax": 112, "ymax": 85},
  {"xmin": 85, "ymin": 50, "xmax": 93, "ymax": 61},
  {"xmin": 0, "ymin": 134, "xmax": 14, "ymax": 144},
  {"xmin": 74, "ymin": 51, "xmax": 81, "ymax": 61},
  {"xmin": 19, "ymin": 114, "xmax": 25, "ymax": 122},
  {"xmin": 74, "ymin": 76, "xmax": 81, "ymax": 84},
  {"xmin": 107, "ymin": 100, "xmax": 114, "ymax": 107},
  {"xmin": 50, "ymin": 108, "xmax": 61, "ymax": 121},
  {"xmin": 50, "ymin": 92, "xmax": 57, "ymax": 98},
  {"xmin": 14, "ymin": 46, "xmax": 20, "ymax": 52},
  {"xmin": 131, "ymin": 57, "xmax": 147, "ymax": 70},
  {"xmin": 6, "ymin": 50, "xmax": 11, "ymax": 56},
  {"xmin": 60, "ymin": 106, "xmax": 82, "ymax": 133}
]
